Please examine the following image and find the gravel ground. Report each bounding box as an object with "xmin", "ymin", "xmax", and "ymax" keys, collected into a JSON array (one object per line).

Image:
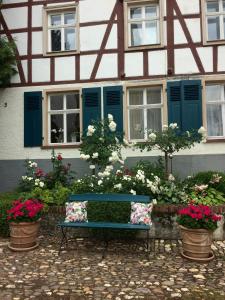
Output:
[{"xmin": 0, "ymin": 232, "xmax": 225, "ymax": 300}]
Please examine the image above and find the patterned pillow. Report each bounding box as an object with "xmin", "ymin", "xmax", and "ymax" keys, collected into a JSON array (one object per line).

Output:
[
  {"xmin": 130, "ymin": 202, "xmax": 153, "ymax": 226},
  {"xmin": 65, "ymin": 201, "xmax": 88, "ymax": 223}
]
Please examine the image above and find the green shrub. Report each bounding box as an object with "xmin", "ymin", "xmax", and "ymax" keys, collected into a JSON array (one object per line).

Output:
[{"xmin": 0, "ymin": 192, "xmax": 20, "ymax": 237}]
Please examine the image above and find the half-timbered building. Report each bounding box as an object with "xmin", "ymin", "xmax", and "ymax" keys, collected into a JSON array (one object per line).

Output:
[{"xmin": 1, "ymin": 0, "xmax": 225, "ymax": 191}]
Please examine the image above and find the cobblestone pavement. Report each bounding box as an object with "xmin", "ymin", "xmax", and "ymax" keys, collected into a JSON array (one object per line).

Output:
[{"xmin": 1, "ymin": 233, "xmax": 225, "ymax": 300}]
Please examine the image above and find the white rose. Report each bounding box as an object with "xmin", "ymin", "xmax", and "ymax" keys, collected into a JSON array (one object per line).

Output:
[
  {"xmin": 87, "ymin": 125, "xmax": 96, "ymax": 136},
  {"xmin": 109, "ymin": 121, "xmax": 117, "ymax": 132},
  {"xmin": 148, "ymin": 132, "xmax": 156, "ymax": 142},
  {"xmin": 152, "ymin": 199, "xmax": 157, "ymax": 205},
  {"xmin": 28, "ymin": 177, "xmax": 33, "ymax": 181},
  {"xmin": 168, "ymin": 174, "xmax": 175, "ymax": 181},
  {"xmin": 198, "ymin": 126, "xmax": 207, "ymax": 135},
  {"xmin": 92, "ymin": 152, "xmax": 99, "ymax": 159},
  {"xmin": 114, "ymin": 183, "xmax": 122, "ymax": 190},
  {"xmin": 89, "ymin": 165, "xmax": 95, "ymax": 170},
  {"xmin": 39, "ymin": 182, "xmax": 44, "ymax": 188},
  {"xmin": 22, "ymin": 176, "xmax": 27, "ymax": 180},
  {"xmin": 130, "ymin": 189, "xmax": 136, "ymax": 195},
  {"xmin": 169, "ymin": 123, "xmax": 178, "ymax": 129},
  {"xmin": 108, "ymin": 114, "xmax": 113, "ymax": 122},
  {"xmin": 98, "ymin": 180, "xmax": 103, "ymax": 185}
]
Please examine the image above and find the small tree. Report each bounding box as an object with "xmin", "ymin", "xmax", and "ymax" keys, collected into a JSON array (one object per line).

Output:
[
  {"xmin": 137, "ymin": 124, "xmax": 206, "ymax": 179},
  {"xmin": 79, "ymin": 114, "xmax": 126, "ymax": 174}
]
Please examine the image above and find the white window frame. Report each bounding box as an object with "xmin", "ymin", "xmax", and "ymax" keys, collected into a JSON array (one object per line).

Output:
[
  {"xmin": 127, "ymin": 86, "xmax": 163, "ymax": 141},
  {"xmin": 203, "ymin": 0, "xmax": 225, "ymax": 44},
  {"xmin": 43, "ymin": 4, "xmax": 79, "ymax": 56},
  {"xmin": 48, "ymin": 92, "xmax": 81, "ymax": 145},
  {"xmin": 124, "ymin": 0, "xmax": 163, "ymax": 51},
  {"xmin": 206, "ymin": 83, "xmax": 225, "ymax": 138}
]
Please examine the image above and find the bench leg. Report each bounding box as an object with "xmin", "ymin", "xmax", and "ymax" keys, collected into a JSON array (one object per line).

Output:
[
  {"xmin": 102, "ymin": 239, "xmax": 109, "ymax": 259},
  {"xmin": 58, "ymin": 226, "xmax": 68, "ymax": 255},
  {"xmin": 146, "ymin": 230, "xmax": 150, "ymax": 259}
]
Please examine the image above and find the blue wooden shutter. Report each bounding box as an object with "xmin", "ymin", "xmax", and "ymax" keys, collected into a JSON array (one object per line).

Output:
[
  {"xmin": 181, "ymin": 80, "xmax": 202, "ymax": 131},
  {"xmin": 24, "ymin": 91, "xmax": 42, "ymax": 147},
  {"xmin": 167, "ymin": 81, "xmax": 182, "ymax": 129},
  {"xmin": 82, "ymin": 87, "xmax": 101, "ymax": 134},
  {"xmin": 103, "ymin": 86, "xmax": 123, "ymax": 134}
]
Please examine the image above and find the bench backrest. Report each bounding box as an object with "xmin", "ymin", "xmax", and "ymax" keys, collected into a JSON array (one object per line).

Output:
[{"xmin": 68, "ymin": 193, "xmax": 151, "ymax": 203}]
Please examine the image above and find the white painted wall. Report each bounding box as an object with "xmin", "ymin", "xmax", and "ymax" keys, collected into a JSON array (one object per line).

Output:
[
  {"xmin": 12, "ymin": 33, "xmax": 28, "ymax": 56},
  {"xmin": 197, "ymin": 47, "xmax": 213, "ymax": 73},
  {"xmin": 125, "ymin": 53, "xmax": 143, "ymax": 77},
  {"xmin": 32, "ymin": 32, "xmax": 43, "ymax": 55},
  {"xmin": 175, "ymin": 48, "xmax": 199, "ymax": 74},
  {"xmin": 218, "ymin": 46, "xmax": 225, "ymax": 72},
  {"xmin": 55, "ymin": 57, "xmax": 75, "ymax": 81},
  {"xmin": 148, "ymin": 50, "xmax": 167, "ymax": 75},
  {"xmin": 32, "ymin": 59, "xmax": 50, "ymax": 82},
  {"xmin": 79, "ymin": 0, "xmax": 116, "ymax": 22},
  {"xmin": 176, "ymin": 0, "xmax": 200, "ymax": 14},
  {"xmin": 2, "ymin": 7, "xmax": 27, "ymax": 29},
  {"xmin": 80, "ymin": 55, "xmax": 97, "ymax": 79},
  {"xmin": 96, "ymin": 54, "xmax": 118, "ymax": 78},
  {"xmin": 32, "ymin": 5, "xmax": 43, "ymax": 28}
]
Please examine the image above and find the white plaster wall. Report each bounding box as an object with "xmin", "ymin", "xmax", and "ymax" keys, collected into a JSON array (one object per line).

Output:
[
  {"xmin": 32, "ymin": 5, "xmax": 43, "ymax": 28},
  {"xmin": 80, "ymin": 25, "xmax": 108, "ymax": 51},
  {"xmin": 175, "ymin": 48, "xmax": 198, "ymax": 74},
  {"xmin": 96, "ymin": 54, "xmax": 118, "ymax": 78},
  {"xmin": 148, "ymin": 50, "xmax": 167, "ymax": 75},
  {"xmin": 197, "ymin": 47, "xmax": 213, "ymax": 73},
  {"xmin": 32, "ymin": 32, "xmax": 43, "ymax": 55},
  {"xmin": 106, "ymin": 24, "xmax": 117, "ymax": 49},
  {"xmin": 32, "ymin": 59, "xmax": 50, "ymax": 82},
  {"xmin": 55, "ymin": 57, "xmax": 75, "ymax": 81},
  {"xmin": 12, "ymin": 33, "xmax": 28, "ymax": 56},
  {"xmin": 2, "ymin": 0, "xmax": 27, "ymax": 3},
  {"xmin": 79, "ymin": 0, "xmax": 116, "ymax": 22},
  {"xmin": 80, "ymin": 54, "xmax": 97, "ymax": 79},
  {"xmin": 218, "ymin": 46, "xmax": 225, "ymax": 72},
  {"xmin": 125, "ymin": 53, "xmax": 143, "ymax": 77},
  {"xmin": 176, "ymin": 0, "xmax": 200, "ymax": 14},
  {"xmin": 9, "ymin": 59, "xmax": 27, "ymax": 84},
  {"xmin": 186, "ymin": 19, "xmax": 201, "ymax": 43},
  {"xmin": 2, "ymin": 7, "xmax": 27, "ymax": 29},
  {"xmin": 174, "ymin": 20, "xmax": 187, "ymax": 44},
  {"xmin": 10, "ymin": 66, "xmax": 20, "ymax": 84}
]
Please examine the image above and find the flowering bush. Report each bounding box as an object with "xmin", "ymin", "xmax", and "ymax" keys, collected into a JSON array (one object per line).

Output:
[
  {"xmin": 137, "ymin": 123, "xmax": 206, "ymax": 178},
  {"xmin": 177, "ymin": 204, "xmax": 221, "ymax": 230},
  {"xmin": 44, "ymin": 150, "xmax": 75, "ymax": 189},
  {"xmin": 19, "ymin": 160, "xmax": 45, "ymax": 192},
  {"xmin": 80, "ymin": 115, "xmax": 129, "ymax": 173},
  {"xmin": 7, "ymin": 198, "xmax": 44, "ymax": 223}
]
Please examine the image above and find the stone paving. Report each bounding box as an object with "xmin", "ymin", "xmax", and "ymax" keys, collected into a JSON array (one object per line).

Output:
[{"xmin": 1, "ymin": 233, "xmax": 225, "ymax": 300}]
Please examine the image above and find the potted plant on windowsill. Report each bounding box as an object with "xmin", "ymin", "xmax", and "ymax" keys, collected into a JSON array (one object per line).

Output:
[
  {"xmin": 177, "ymin": 204, "xmax": 221, "ymax": 262},
  {"xmin": 7, "ymin": 198, "xmax": 44, "ymax": 251}
]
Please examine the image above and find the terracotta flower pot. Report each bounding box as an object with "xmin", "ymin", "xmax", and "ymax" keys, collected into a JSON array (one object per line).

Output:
[
  {"xmin": 179, "ymin": 225, "xmax": 214, "ymax": 261},
  {"xmin": 8, "ymin": 220, "xmax": 41, "ymax": 251}
]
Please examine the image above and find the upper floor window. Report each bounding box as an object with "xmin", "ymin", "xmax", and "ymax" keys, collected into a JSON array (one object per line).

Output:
[
  {"xmin": 205, "ymin": 0, "xmax": 225, "ymax": 41},
  {"xmin": 125, "ymin": 0, "xmax": 162, "ymax": 49},
  {"xmin": 48, "ymin": 92, "xmax": 80, "ymax": 144},
  {"xmin": 127, "ymin": 86, "xmax": 163, "ymax": 140},
  {"xmin": 43, "ymin": 5, "xmax": 79, "ymax": 55},
  {"xmin": 206, "ymin": 84, "xmax": 225, "ymax": 138}
]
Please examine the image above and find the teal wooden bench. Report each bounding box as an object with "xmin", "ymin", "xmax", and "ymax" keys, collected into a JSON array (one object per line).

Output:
[{"xmin": 58, "ymin": 193, "xmax": 152, "ymax": 257}]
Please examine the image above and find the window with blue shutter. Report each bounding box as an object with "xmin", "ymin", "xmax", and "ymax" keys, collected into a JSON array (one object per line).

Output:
[
  {"xmin": 24, "ymin": 91, "xmax": 42, "ymax": 147},
  {"xmin": 82, "ymin": 87, "xmax": 101, "ymax": 134},
  {"xmin": 167, "ymin": 80, "xmax": 202, "ymax": 131},
  {"xmin": 103, "ymin": 86, "xmax": 123, "ymax": 134}
]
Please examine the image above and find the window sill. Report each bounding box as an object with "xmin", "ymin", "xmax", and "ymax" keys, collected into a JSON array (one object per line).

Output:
[
  {"xmin": 206, "ymin": 138, "xmax": 225, "ymax": 143},
  {"xmin": 203, "ymin": 40, "xmax": 225, "ymax": 46},
  {"xmin": 125, "ymin": 44, "xmax": 165, "ymax": 52},
  {"xmin": 43, "ymin": 50, "xmax": 80, "ymax": 57},
  {"xmin": 42, "ymin": 144, "xmax": 81, "ymax": 149}
]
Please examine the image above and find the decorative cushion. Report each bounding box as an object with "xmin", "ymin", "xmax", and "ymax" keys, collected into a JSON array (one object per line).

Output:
[
  {"xmin": 65, "ymin": 201, "xmax": 88, "ymax": 223},
  {"xmin": 130, "ymin": 202, "xmax": 153, "ymax": 225}
]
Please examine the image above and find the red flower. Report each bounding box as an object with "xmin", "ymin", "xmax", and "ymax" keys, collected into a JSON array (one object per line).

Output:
[{"xmin": 57, "ymin": 154, "xmax": 62, "ymax": 161}]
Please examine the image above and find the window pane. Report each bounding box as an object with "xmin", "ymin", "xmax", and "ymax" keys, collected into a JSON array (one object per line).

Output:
[
  {"xmin": 147, "ymin": 87, "xmax": 161, "ymax": 104},
  {"xmin": 50, "ymin": 95, "xmax": 63, "ymax": 110},
  {"xmin": 207, "ymin": 17, "xmax": 220, "ymax": 40},
  {"xmin": 145, "ymin": 21, "xmax": 158, "ymax": 44},
  {"xmin": 51, "ymin": 30, "xmax": 61, "ymax": 51},
  {"xmin": 65, "ymin": 28, "xmax": 76, "ymax": 50},
  {"xmin": 206, "ymin": 85, "xmax": 222, "ymax": 102},
  {"xmin": 131, "ymin": 23, "xmax": 142, "ymax": 46},
  {"xmin": 66, "ymin": 94, "xmax": 79, "ymax": 109},
  {"xmin": 67, "ymin": 113, "xmax": 80, "ymax": 143},
  {"xmin": 64, "ymin": 13, "xmax": 75, "ymax": 25},
  {"xmin": 129, "ymin": 109, "xmax": 144, "ymax": 139},
  {"xmin": 223, "ymin": 0, "xmax": 225, "ymax": 11},
  {"xmin": 129, "ymin": 90, "xmax": 143, "ymax": 105},
  {"xmin": 51, "ymin": 15, "xmax": 61, "ymax": 26},
  {"xmin": 130, "ymin": 7, "xmax": 142, "ymax": 19},
  {"xmin": 207, "ymin": 0, "xmax": 219, "ymax": 12},
  {"xmin": 51, "ymin": 114, "xmax": 64, "ymax": 143},
  {"xmin": 224, "ymin": 17, "xmax": 225, "ymax": 37},
  {"xmin": 147, "ymin": 108, "xmax": 161, "ymax": 131},
  {"xmin": 207, "ymin": 104, "xmax": 223, "ymax": 136},
  {"xmin": 145, "ymin": 6, "xmax": 157, "ymax": 18}
]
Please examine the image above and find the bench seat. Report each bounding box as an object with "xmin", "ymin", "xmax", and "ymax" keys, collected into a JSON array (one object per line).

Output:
[{"xmin": 59, "ymin": 221, "xmax": 150, "ymax": 230}]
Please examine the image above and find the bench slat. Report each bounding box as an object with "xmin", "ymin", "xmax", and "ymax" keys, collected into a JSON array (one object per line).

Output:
[
  {"xmin": 59, "ymin": 221, "xmax": 150, "ymax": 230},
  {"xmin": 68, "ymin": 193, "xmax": 150, "ymax": 203}
]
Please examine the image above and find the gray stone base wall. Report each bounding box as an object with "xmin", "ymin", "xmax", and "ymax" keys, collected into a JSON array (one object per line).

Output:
[{"xmin": 1, "ymin": 154, "xmax": 225, "ymax": 192}]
